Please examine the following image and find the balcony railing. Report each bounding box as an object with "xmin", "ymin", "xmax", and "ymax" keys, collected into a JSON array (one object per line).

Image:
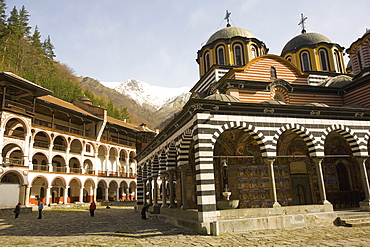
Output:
[
  {"xmin": 53, "ymin": 167, "xmax": 67, "ymax": 173},
  {"xmin": 70, "ymin": 168, "xmax": 82, "ymax": 174},
  {"xmin": 33, "ymin": 140, "xmax": 49, "ymax": 149},
  {"xmin": 53, "ymin": 144, "xmax": 67, "ymax": 151},
  {"xmin": 33, "ymin": 165, "xmax": 49, "ymax": 172},
  {"xmin": 2, "ymin": 158, "xmax": 24, "ymax": 167},
  {"xmin": 85, "ymin": 169, "xmax": 95, "ymax": 175},
  {"xmin": 101, "ymin": 136, "xmax": 136, "ymax": 147},
  {"xmin": 4, "ymin": 99, "xmax": 33, "ymax": 113}
]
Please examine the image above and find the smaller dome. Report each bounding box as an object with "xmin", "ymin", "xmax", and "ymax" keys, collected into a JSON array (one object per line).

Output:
[
  {"xmin": 205, "ymin": 93, "xmax": 241, "ymax": 102},
  {"xmin": 320, "ymin": 75, "xmax": 352, "ymax": 87},
  {"xmin": 206, "ymin": 26, "xmax": 255, "ymax": 45},
  {"xmin": 304, "ymin": 103, "xmax": 329, "ymax": 107},
  {"xmin": 281, "ymin": 32, "xmax": 332, "ymax": 55},
  {"xmin": 78, "ymin": 95, "xmax": 93, "ymax": 105},
  {"xmin": 261, "ymin": 100, "xmax": 287, "ymax": 105}
]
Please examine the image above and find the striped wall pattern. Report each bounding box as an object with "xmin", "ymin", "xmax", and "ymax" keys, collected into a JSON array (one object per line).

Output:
[
  {"xmin": 344, "ymin": 83, "xmax": 370, "ymax": 107},
  {"xmin": 159, "ymin": 150, "xmax": 167, "ymax": 175},
  {"xmin": 151, "ymin": 155, "xmax": 159, "ymax": 177},
  {"xmin": 193, "ymin": 124, "xmax": 217, "ymax": 212},
  {"xmin": 272, "ymin": 123, "xmax": 316, "ymax": 156},
  {"xmin": 136, "ymin": 167, "xmax": 144, "ymax": 204},
  {"xmin": 178, "ymin": 129, "xmax": 193, "ymax": 166},
  {"xmin": 235, "ymin": 57, "xmax": 308, "ymax": 85},
  {"xmin": 210, "ymin": 121, "xmax": 267, "ymax": 156},
  {"xmin": 271, "ymin": 87, "xmax": 290, "ymax": 104},
  {"xmin": 321, "ymin": 124, "xmax": 361, "ymax": 156},
  {"xmin": 166, "ymin": 143, "xmax": 177, "ymax": 170}
]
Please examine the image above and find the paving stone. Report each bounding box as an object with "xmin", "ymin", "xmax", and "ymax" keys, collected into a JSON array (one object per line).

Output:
[{"xmin": 0, "ymin": 206, "xmax": 370, "ymax": 246}]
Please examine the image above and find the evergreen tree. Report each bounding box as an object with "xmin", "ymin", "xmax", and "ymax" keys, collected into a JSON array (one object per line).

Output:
[
  {"xmin": 31, "ymin": 26, "xmax": 42, "ymax": 49},
  {"xmin": 19, "ymin": 6, "xmax": 31, "ymax": 38},
  {"xmin": 42, "ymin": 35, "xmax": 55, "ymax": 60},
  {"xmin": 0, "ymin": 0, "xmax": 7, "ymax": 37}
]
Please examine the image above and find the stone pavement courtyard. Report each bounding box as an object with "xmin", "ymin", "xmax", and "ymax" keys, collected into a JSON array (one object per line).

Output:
[{"xmin": 0, "ymin": 206, "xmax": 370, "ymax": 246}]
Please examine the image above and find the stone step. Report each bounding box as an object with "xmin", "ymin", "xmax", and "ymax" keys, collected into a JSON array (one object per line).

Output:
[{"xmin": 335, "ymin": 209, "xmax": 370, "ymax": 227}]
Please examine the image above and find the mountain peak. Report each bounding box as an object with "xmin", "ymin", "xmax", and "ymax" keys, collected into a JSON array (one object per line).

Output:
[{"xmin": 113, "ymin": 79, "xmax": 190, "ymax": 110}]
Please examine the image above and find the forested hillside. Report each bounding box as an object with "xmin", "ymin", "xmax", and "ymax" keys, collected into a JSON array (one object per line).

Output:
[{"xmin": 0, "ymin": 1, "xmax": 130, "ymax": 122}]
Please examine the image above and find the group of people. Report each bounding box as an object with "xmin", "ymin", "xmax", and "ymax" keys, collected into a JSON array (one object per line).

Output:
[{"xmin": 13, "ymin": 200, "xmax": 97, "ymax": 219}]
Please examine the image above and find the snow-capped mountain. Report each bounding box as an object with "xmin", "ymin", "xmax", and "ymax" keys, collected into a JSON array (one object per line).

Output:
[{"xmin": 111, "ymin": 79, "xmax": 191, "ymax": 110}]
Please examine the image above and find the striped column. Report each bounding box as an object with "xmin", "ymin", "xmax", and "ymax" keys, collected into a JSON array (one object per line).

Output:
[
  {"xmin": 137, "ymin": 168, "xmax": 144, "ymax": 205},
  {"xmin": 193, "ymin": 120, "xmax": 217, "ymax": 228}
]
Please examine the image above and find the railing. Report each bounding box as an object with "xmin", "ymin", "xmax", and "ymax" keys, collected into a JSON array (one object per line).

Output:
[
  {"xmin": 4, "ymin": 99, "xmax": 33, "ymax": 113},
  {"xmin": 69, "ymin": 148, "xmax": 82, "ymax": 154},
  {"xmin": 119, "ymin": 173, "xmax": 136, "ymax": 178},
  {"xmin": 53, "ymin": 144, "xmax": 66, "ymax": 151},
  {"xmin": 327, "ymin": 190, "xmax": 364, "ymax": 209},
  {"xmin": 33, "ymin": 165, "xmax": 49, "ymax": 172},
  {"xmin": 4, "ymin": 129, "xmax": 25, "ymax": 139},
  {"xmin": 53, "ymin": 167, "xmax": 67, "ymax": 173},
  {"xmin": 2, "ymin": 158, "xmax": 24, "ymax": 166},
  {"xmin": 34, "ymin": 119, "xmax": 52, "ymax": 128},
  {"xmin": 70, "ymin": 168, "xmax": 82, "ymax": 174},
  {"xmin": 33, "ymin": 119, "xmax": 96, "ymax": 139},
  {"xmin": 101, "ymin": 136, "xmax": 136, "ymax": 147},
  {"xmin": 85, "ymin": 169, "xmax": 95, "ymax": 175},
  {"xmin": 33, "ymin": 140, "xmax": 49, "ymax": 149}
]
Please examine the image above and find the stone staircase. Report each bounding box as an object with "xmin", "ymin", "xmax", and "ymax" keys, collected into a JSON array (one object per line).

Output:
[{"xmin": 335, "ymin": 208, "xmax": 370, "ymax": 227}]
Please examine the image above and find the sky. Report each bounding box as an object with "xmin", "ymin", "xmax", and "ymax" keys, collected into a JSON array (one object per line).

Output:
[{"xmin": 9, "ymin": 0, "xmax": 370, "ymax": 89}]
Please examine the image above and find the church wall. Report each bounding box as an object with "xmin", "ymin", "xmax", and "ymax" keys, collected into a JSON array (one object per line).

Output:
[
  {"xmin": 235, "ymin": 58, "xmax": 308, "ymax": 84},
  {"xmin": 344, "ymin": 83, "xmax": 370, "ymax": 107}
]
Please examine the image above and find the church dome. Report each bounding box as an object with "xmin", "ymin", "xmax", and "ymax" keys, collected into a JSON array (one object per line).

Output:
[
  {"xmin": 206, "ymin": 26, "xmax": 256, "ymax": 45},
  {"xmin": 205, "ymin": 93, "xmax": 241, "ymax": 102},
  {"xmin": 281, "ymin": 32, "xmax": 332, "ymax": 56}
]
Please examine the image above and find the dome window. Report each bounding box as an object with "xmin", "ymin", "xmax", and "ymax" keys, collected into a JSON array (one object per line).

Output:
[
  {"xmin": 233, "ymin": 43, "xmax": 244, "ymax": 65},
  {"xmin": 204, "ymin": 51, "xmax": 211, "ymax": 72},
  {"xmin": 286, "ymin": 56, "xmax": 292, "ymax": 62},
  {"xmin": 216, "ymin": 45, "xmax": 225, "ymax": 65},
  {"xmin": 250, "ymin": 45, "xmax": 258, "ymax": 59},
  {"xmin": 270, "ymin": 66, "xmax": 277, "ymax": 80},
  {"xmin": 300, "ymin": 50, "xmax": 311, "ymax": 71},
  {"xmin": 319, "ymin": 48, "xmax": 330, "ymax": 71},
  {"xmin": 334, "ymin": 50, "xmax": 342, "ymax": 73}
]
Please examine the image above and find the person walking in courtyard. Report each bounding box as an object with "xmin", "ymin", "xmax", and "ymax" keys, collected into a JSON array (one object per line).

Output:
[
  {"xmin": 89, "ymin": 201, "xmax": 96, "ymax": 217},
  {"xmin": 14, "ymin": 203, "xmax": 21, "ymax": 219},
  {"xmin": 141, "ymin": 203, "xmax": 149, "ymax": 219},
  {"xmin": 37, "ymin": 200, "xmax": 44, "ymax": 219}
]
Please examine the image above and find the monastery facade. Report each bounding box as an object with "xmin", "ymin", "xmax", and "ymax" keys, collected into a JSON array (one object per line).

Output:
[
  {"xmin": 136, "ymin": 19, "xmax": 370, "ymax": 235},
  {"xmin": 0, "ymin": 72, "xmax": 156, "ymax": 208}
]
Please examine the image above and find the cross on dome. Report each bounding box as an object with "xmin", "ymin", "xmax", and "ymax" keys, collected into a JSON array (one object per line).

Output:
[{"xmin": 298, "ymin": 13, "xmax": 308, "ymax": 33}]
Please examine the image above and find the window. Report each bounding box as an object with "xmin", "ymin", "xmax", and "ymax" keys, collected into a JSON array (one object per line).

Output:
[
  {"xmin": 334, "ymin": 50, "xmax": 342, "ymax": 73},
  {"xmin": 273, "ymin": 92, "xmax": 285, "ymax": 102},
  {"xmin": 286, "ymin": 56, "xmax": 292, "ymax": 62},
  {"xmin": 204, "ymin": 51, "xmax": 210, "ymax": 72},
  {"xmin": 250, "ymin": 45, "xmax": 258, "ymax": 59},
  {"xmin": 270, "ymin": 66, "xmax": 277, "ymax": 79},
  {"xmin": 86, "ymin": 144, "xmax": 91, "ymax": 152},
  {"xmin": 319, "ymin": 48, "xmax": 329, "ymax": 71},
  {"xmin": 233, "ymin": 43, "xmax": 244, "ymax": 65},
  {"xmin": 357, "ymin": 52, "xmax": 363, "ymax": 70},
  {"xmin": 216, "ymin": 45, "xmax": 225, "ymax": 65},
  {"xmin": 300, "ymin": 51, "xmax": 311, "ymax": 71}
]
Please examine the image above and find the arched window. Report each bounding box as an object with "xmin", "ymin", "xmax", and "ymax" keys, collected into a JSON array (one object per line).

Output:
[
  {"xmin": 319, "ymin": 48, "xmax": 330, "ymax": 71},
  {"xmin": 204, "ymin": 51, "xmax": 210, "ymax": 72},
  {"xmin": 250, "ymin": 45, "xmax": 258, "ymax": 59},
  {"xmin": 286, "ymin": 56, "xmax": 292, "ymax": 62},
  {"xmin": 300, "ymin": 51, "xmax": 311, "ymax": 71},
  {"xmin": 216, "ymin": 45, "xmax": 225, "ymax": 65},
  {"xmin": 270, "ymin": 66, "xmax": 277, "ymax": 79},
  {"xmin": 233, "ymin": 43, "xmax": 244, "ymax": 65},
  {"xmin": 334, "ymin": 50, "xmax": 342, "ymax": 73}
]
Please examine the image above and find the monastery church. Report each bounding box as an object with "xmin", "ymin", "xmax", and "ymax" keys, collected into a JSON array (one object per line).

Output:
[{"xmin": 135, "ymin": 14, "xmax": 370, "ymax": 234}]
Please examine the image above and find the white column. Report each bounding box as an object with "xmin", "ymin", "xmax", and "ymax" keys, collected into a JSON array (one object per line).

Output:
[
  {"xmin": 265, "ymin": 158, "xmax": 281, "ymax": 208},
  {"xmin": 25, "ymin": 186, "xmax": 31, "ymax": 205},
  {"xmin": 104, "ymin": 187, "xmax": 109, "ymax": 201},
  {"xmin": 116, "ymin": 187, "xmax": 120, "ymax": 201},
  {"xmin": 45, "ymin": 186, "xmax": 52, "ymax": 205},
  {"xmin": 357, "ymin": 158, "xmax": 370, "ymax": 211},
  {"xmin": 313, "ymin": 158, "xmax": 330, "ymax": 204},
  {"xmin": 0, "ymin": 127, "xmax": 5, "ymax": 164},
  {"xmin": 64, "ymin": 186, "xmax": 69, "ymax": 204},
  {"xmin": 161, "ymin": 173, "xmax": 168, "ymax": 208},
  {"xmin": 79, "ymin": 187, "xmax": 84, "ymax": 202}
]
